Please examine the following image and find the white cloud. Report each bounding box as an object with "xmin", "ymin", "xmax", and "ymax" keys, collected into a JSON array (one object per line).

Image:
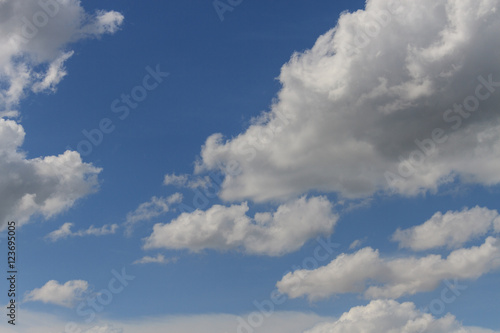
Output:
[
  {"xmin": 144, "ymin": 196, "xmax": 337, "ymax": 256},
  {"xmin": 133, "ymin": 254, "xmax": 178, "ymax": 265},
  {"xmin": 393, "ymin": 206, "xmax": 500, "ymax": 251},
  {"xmin": 348, "ymin": 238, "xmax": 365, "ymax": 250},
  {"xmin": 124, "ymin": 193, "xmax": 183, "ymax": 235},
  {"xmin": 24, "ymin": 279, "xmax": 89, "ymax": 308},
  {"xmin": 195, "ymin": 0, "xmax": 500, "ymax": 203},
  {"xmin": 0, "ymin": 119, "xmax": 101, "ymax": 230},
  {"xmin": 304, "ymin": 299, "xmax": 500, "ymax": 333},
  {"xmin": 80, "ymin": 10, "xmax": 125, "ymax": 36},
  {"xmin": 163, "ymin": 173, "xmax": 189, "ymax": 187},
  {"xmin": 277, "ymin": 237, "xmax": 500, "ymax": 300},
  {"xmin": 31, "ymin": 50, "xmax": 74, "ymax": 93},
  {"xmin": 0, "ymin": 0, "xmax": 124, "ymax": 110},
  {"xmin": 0, "ymin": 0, "xmax": 124, "ymax": 230},
  {"xmin": 45, "ymin": 222, "xmax": 118, "ymax": 242},
  {"xmin": 163, "ymin": 173, "xmax": 211, "ymax": 189}
]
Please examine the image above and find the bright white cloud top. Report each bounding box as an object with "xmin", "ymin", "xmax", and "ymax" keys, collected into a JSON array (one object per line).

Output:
[{"xmin": 196, "ymin": 0, "xmax": 500, "ymax": 202}]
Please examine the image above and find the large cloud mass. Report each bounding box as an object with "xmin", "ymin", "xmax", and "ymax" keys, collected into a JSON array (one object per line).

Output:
[{"xmin": 196, "ymin": 0, "xmax": 500, "ymax": 202}]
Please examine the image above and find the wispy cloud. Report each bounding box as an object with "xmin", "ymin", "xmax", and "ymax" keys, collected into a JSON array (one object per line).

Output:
[
  {"xmin": 124, "ymin": 193, "xmax": 182, "ymax": 236},
  {"xmin": 132, "ymin": 254, "xmax": 178, "ymax": 265},
  {"xmin": 45, "ymin": 223, "xmax": 118, "ymax": 242},
  {"xmin": 144, "ymin": 196, "xmax": 337, "ymax": 256}
]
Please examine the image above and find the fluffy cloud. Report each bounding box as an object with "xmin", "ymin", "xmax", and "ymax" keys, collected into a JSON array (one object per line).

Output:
[
  {"xmin": 132, "ymin": 254, "xmax": 178, "ymax": 265},
  {"xmin": 124, "ymin": 193, "xmax": 183, "ymax": 235},
  {"xmin": 393, "ymin": 206, "xmax": 500, "ymax": 250},
  {"xmin": 0, "ymin": 0, "xmax": 124, "ymax": 109},
  {"xmin": 304, "ymin": 299, "xmax": 500, "ymax": 333},
  {"xmin": 195, "ymin": 0, "xmax": 500, "ymax": 202},
  {"xmin": 277, "ymin": 236, "xmax": 500, "ymax": 300},
  {"xmin": 24, "ymin": 279, "xmax": 89, "ymax": 307},
  {"xmin": 144, "ymin": 196, "xmax": 337, "ymax": 256},
  {"xmin": 0, "ymin": 0, "xmax": 124, "ymax": 229},
  {"xmin": 0, "ymin": 119, "xmax": 101, "ymax": 229},
  {"xmin": 45, "ymin": 222, "xmax": 118, "ymax": 242}
]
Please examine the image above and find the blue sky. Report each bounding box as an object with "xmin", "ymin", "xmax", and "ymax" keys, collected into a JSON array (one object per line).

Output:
[{"xmin": 1, "ymin": 0, "xmax": 500, "ymax": 332}]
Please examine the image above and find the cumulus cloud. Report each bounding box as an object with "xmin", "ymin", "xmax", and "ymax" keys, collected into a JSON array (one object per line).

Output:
[
  {"xmin": 0, "ymin": 0, "xmax": 123, "ymax": 229},
  {"xmin": 277, "ymin": 236, "xmax": 500, "ymax": 300},
  {"xmin": 195, "ymin": 0, "xmax": 500, "ymax": 203},
  {"xmin": 0, "ymin": 0, "xmax": 124, "ymax": 110},
  {"xmin": 393, "ymin": 206, "xmax": 500, "ymax": 251},
  {"xmin": 303, "ymin": 299, "xmax": 500, "ymax": 333},
  {"xmin": 124, "ymin": 193, "xmax": 183, "ymax": 235},
  {"xmin": 0, "ymin": 119, "xmax": 101, "ymax": 230},
  {"xmin": 132, "ymin": 254, "xmax": 178, "ymax": 265},
  {"xmin": 144, "ymin": 196, "xmax": 337, "ymax": 256},
  {"xmin": 45, "ymin": 222, "xmax": 118, "ymax": 242},
  {"xmin": 24, "ymin": 279, "xmax": 89, "ymax": 307}
]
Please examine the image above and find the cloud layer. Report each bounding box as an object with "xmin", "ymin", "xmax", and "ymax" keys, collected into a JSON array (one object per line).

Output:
[
  {"xmin": 144, "ymin": 196, "xmax": 337, "ymax": 256},
  {"xmin": 196, "ymin": 0, "xmax": 500, "ymax": 202}
]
